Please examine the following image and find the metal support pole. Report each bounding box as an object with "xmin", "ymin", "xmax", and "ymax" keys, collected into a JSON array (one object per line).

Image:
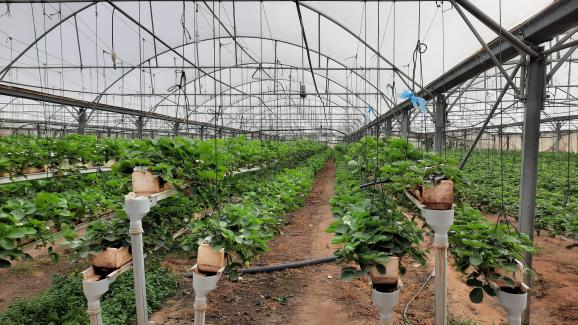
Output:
[
  {"xmin": 174, "ymin": 122, "xmax": 180, "ymax": 137},
  {"xmin": 136, "ymin": 116, "xmax": 144, "ymax": 139},
  {"xmin": 454, "ymin": 0, "xmax": 540, "ymax": 58},
  {"xmin": 384, "ymin": 119, "xmax": 392, "ymax": 138},
  {"xmin": 36, "ymin": 123, "xmax": 42, "ymax": 137},
  {"xmin": 401, "ymin": 110, "xmax": 410, "ymax": 139},
  {"xmin": 434, "ymin": 94, "xmax": 447, "ymax": 153},
  {"xmin": 78, "ymin": 109, "xmax": 87, "ymax": 135},
  {"xmin": 124, "ymin": 194, "xmax": 151, "ymax": 325},
  {"xmin": 519, "ymin": 47, "xmax": 546, "ymax": 325},
  {"xmin": 554, "ymin": 121, "xmax": 562, "ymax": 152}
]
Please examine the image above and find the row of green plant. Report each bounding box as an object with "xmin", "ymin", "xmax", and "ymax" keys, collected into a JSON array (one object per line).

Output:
[
  {"xmin": 69, "ymin": 160, "xmax": 310, "ymax": 260},
  {"xmin": 0, "ymin": 172, "xmax": 127, "ymax": 205},
  {"xmin": 0, "ymin": 135, "xmax": 324, "ymax": 268},
  {"xmin": 0, "ymin": 259, "xmax": 177, "ymax": 325},
  {"xmin": 328, "ymin": 137, "xmax": 534, "ymax": 303},
  {"xmin": 0, "ymin": 135, "xmax": 126, "ymax": 176},
  {"xmin": 180, "ymin": 151, "xmax": 330, "ymax": 277},
  {"xmin": 327, "ymin": 154, "xmax": 427, "ymax": 279},
  {"xmin": 1, "ymin": 144, "xmax": 327, "ymax": 324},
  {"xmin": 446, "ymin": 149, "xmax": 578, "ymax": 239}
]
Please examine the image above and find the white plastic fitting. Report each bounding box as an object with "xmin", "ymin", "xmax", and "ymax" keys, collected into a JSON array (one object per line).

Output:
[
  {"xmin": 82, "ymin": 277, "xmax": 109, "ymax": 325},
  {"xmin": 124, "ymin": 192, "xmax": 151, "ymax": 225},
  {"xmin": 372, "ymin": 286, "xmax": 400, "ymax": 325},
  {"xmin": 423, "ymin": 208, "xmax": 454, "ymax": 325},
  {"xmin": 123, "ymin": 192, "xmax": 151, "ymax": 325},
  {"xmin": 497, "ymin": 284, "xmax": 529, "ymax": 325},
  {"xmin": 422, "ymin": 208, "xmax": 454, "ymax": 246},
  {"xmin": 82, "ymin": 262, "xmax": 131, "ymax": 325},
  {"xmin": 192, "ymin": 264, "xmax": 224, "ymax": 325}
]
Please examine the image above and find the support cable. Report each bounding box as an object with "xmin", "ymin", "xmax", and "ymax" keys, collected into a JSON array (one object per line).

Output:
[{"xmin": 294, "ymin": 0, "xmax": 327, "ymax": 119}]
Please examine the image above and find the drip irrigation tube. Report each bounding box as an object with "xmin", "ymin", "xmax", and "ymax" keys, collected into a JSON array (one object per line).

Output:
[
  {"xmin": 239, "ymin": 256, "xmax": 338, "ymax": 274},
  {"xmin": 185, "ymin": 256, "xmax": 338, "ymax": 278},
  {"xmin": 360, "ymin": 178, "xmax": 392, "ymax": 189}
]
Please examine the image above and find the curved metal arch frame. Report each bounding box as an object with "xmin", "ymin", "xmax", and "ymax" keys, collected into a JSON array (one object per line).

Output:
[
  {"xmin": 1, "ymin": 7, "xmax": 395, "ymax": 115},
  {"xmin": 97, "ymin": 35, "xmax": 394, "ymax": 119},
  {"xmin": 1, "ymin": 1, "xmax": 429, "ymax": 130},
  {"xmin": 0, "ymin": 2, "xmax": 97, "ymax": 80},
  {"xmin": 182, "ymin": 61, "xmax": 374, "ymax": 114},
  {"xmin": 298, "ymin": 2, "xmax": 432, "ymax": 100},
  {"xmin": 214, "ymin": 96, "xmax": 364, "ymax": 131},
  {"xmin": 215, "ymin": 86, "xmax": 364, "ymax": 129},
  {"xmin": 138, "ymin": 63, "xmax": 371, "ymax": 131}
]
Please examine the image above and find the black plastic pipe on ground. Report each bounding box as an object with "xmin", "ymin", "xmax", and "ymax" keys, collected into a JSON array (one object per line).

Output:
[{"xmin": 184, "ymin": 255, "xmax": 338, "ymax": 278}]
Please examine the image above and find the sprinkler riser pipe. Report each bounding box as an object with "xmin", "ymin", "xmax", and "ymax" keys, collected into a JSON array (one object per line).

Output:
[
  {"xmin": 497, "ymin": 289, "xmax": 528, "ymax": 325},
  {"xmin": 372, "ymin": 287, "xmax": 400, "ymax": 325},
  {"xmin": 124, "ymin": 194, "xmax": 151, "ymax": 325},
  {"xmin": 192, "ymin": 266, "xmax": 223, "ymax": 325},
  {"xmin": 128, "ymin": 228, "xmax": 148, "ymax": 325},
  {"xmin": 82, "ymin": 270, "xmax": 111, "ymax": 325},
  {"xmin": 422, "ymin": 208, "xmax": 454, "ymax": 325},
  {"xmin": 86, "ymin": 301, "xmax": 103, "ymax": 325}
]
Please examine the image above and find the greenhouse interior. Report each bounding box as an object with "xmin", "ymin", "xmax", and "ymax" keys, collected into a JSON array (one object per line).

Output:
[{"xmin": 0, "ymin": 0, "xmax": 576, "ymax": 324}]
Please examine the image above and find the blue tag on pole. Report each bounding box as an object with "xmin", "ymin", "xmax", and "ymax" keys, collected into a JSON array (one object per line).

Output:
[{"xmin": 400, "ymin": 90, "xmax": 428, "ymax": 114}]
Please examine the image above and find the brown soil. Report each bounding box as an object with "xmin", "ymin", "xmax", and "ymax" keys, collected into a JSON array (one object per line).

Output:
[
  {"xmin": 486, "ymin": 215, "xmax": 578, "ymax": 324},
  {"xmin": 0, "ymin": 255, "xmax": 82, "ymax": 310},
  {"xmin": 0, "ymin": 222, "xmax": 88, "ymax": 311}
]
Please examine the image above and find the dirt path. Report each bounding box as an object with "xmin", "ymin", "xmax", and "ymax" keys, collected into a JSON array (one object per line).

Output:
[
  {"xmin": 151, "ymin": 160, "xmax": 380, "ymax": 324},
  {"xmin": 400, "ymin": 213, "xmax": 505, "ymax": 325},
  {"xmin": 283, "ymin": 160, "xmax": 368, "ymax": 325},
  {"xmin": 0, "ymin": 255, "xmax": 81, "ymax": 310}
]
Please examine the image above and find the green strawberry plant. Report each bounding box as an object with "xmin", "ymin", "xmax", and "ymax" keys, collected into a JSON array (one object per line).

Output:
[
  {"xmin": 331, "ymin": 137, "xmax": 536, "ymax": 303},
  {"xmin": 328, "ymin": 146, "xmax": 426, "ymax": 280},
  {"xmin": 179, "ymin": 151, "xmax": 329, "ymax": 278}
]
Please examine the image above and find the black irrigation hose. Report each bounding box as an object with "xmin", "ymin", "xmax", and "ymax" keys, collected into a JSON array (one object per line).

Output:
[
  {"xmin": 239, "ymin": 255, "xmax": 338, "ymax": 274},
  {"xmin": 184, "ymin": 256, "xmax": 338, "ymax": 278}
]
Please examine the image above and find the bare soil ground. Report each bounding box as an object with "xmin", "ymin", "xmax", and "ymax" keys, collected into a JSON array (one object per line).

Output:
[
  {"xmin": 0, "ymin": 255, "xmax": 82, "ymax": 310},
  {"xmin": 486, "ymin": 215, "xmax": 578, "ymax": 324}
]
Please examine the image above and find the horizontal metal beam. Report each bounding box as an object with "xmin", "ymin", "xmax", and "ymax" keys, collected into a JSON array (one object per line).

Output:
[
  {"xmin": 0, "ymin": 83, "xmax": 246, "ymax": 134},
  {"xmin": 6, "ymin": 0, "xmax": 439, "ymax": 3},
  {"xmin": 7, "ymin": 66, "xmax": 395, "ymax": 71},
  {"xmin": 455, "ymin": 0, "xmax": 539, "ymax": 57},
  {"xmin": 431, "ymin": 114, "xmax": 578, "ymax": 134},
  {"xmin": 350, "ymin": 0, "xmax": 578, "ymax": 138}
]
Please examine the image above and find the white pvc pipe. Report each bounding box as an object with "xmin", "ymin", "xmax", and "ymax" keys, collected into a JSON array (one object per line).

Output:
[
  {"xmin": 423, "ymin": 208, "xmax": 454, "ymax": 325},
  {"xmin": 124, "ymin": 193, "xmax": 151, "ymax": 325},
  {"xmin": 372, "ymin": 287, "xmax": 400, "ymax": 325},
  {"xmin": 87, "ymin": 301, "xmax": 103, "ymax": 325},
  {"xmin": 497, "ymin": 286, "xmax": 528, "ymax": 325},
  {"xmin": 192, "ymin": 265, "xmax": 223, "ymax": 325}
]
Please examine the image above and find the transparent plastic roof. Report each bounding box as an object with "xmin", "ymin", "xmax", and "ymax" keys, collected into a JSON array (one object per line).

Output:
[{"xmin": 0, "ymin": 0, "xmax": 576, "ymax": 139}]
